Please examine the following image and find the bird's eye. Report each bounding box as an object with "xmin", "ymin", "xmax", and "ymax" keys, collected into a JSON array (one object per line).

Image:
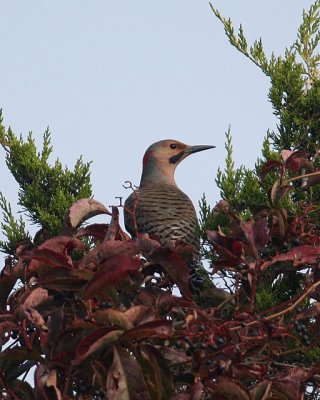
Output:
[{"xmin": 170, "ymin": 143, "xmax": 177, "ymax": 149}]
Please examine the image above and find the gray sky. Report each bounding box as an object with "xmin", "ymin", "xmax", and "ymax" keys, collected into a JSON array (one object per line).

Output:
[{"xmin": 0, "ymin": 1, "xmax": 314, "ymax": 241}]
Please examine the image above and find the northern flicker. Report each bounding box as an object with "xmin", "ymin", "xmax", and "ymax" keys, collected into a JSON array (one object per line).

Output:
[{"xmin": 124, "ymin": 139, "xmax": 215, "ymax": 259}]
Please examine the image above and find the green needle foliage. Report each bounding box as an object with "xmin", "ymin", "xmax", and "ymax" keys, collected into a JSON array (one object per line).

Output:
[
  {"xmin": 0, "ymin": 110, "xmax": 92, "ymax": 255},
  {"xmin": 210, "ymin": 0, "xmax": 320, "ymax": 155},
  {"xmin": 201, "ymin": 1, "xmax": 320, "ymax": 234}
]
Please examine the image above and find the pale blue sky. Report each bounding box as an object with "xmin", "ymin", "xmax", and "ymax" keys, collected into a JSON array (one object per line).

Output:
[{"xmin": 0, "ymin": 1, "xmax": 314, "ymax": 241}]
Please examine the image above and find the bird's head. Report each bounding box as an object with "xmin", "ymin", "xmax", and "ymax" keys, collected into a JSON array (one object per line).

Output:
[{"xmin": 140, "ymin": 139, "xmax": 215, "ymax": 186}]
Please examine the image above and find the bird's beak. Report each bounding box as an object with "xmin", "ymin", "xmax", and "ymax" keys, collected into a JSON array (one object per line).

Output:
[{"xmin": 186, "ymin": 144, "xmax": 216, "ymax": 154}]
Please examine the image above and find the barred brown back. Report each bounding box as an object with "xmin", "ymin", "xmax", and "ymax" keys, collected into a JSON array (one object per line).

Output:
[{"xmin": 124, "ymin": 183, "xmax": 200, "ymax": 257}]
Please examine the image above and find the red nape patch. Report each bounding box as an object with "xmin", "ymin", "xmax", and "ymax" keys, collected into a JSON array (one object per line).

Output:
[{"xmin": 143, "ymin": 150, "xmax": 153, "ymax": 167}]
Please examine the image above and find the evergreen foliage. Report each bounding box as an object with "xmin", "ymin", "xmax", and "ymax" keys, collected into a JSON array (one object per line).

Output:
[
  {"xmin": 0, "ymin": 110, "xmax": 92, "ymax": 255},
  {"xmin": 201, "ymin": 0, "xmax": 320, "ymax": 229},
  {"xmin": 210, "ymin": 1, "xmax": 320, "ymax": 155}
]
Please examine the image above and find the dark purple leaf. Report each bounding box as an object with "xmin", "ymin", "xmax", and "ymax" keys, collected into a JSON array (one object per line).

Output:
[
  {"xmin": 28, "ymin": 236, "xmax": 86, "ymax": 273},
  {"xmin": 269, "ymin": 180, "xmax": 292, "ymax": 205},
  {"xmin": 262, "ymin": 245, "xmax": 320, "ymax": 271},
  {"xmin": 79, "ymin": 239, "xmax": 140, "ymax": 270},
  {"xmin": 73, "ymin": 327, "xmax": 124, "ymax": 365},
  {"xmin": 137, "ymin": 345, "xmax": 173, "ymax": 399},
  {"xmin": 0, "ymin": 347, "xmax": 44, "ymax": 363},
  {"xmin": 122, "ymin": 320, "xmax": 172, "ymax": 340},
  {"xmin": 241, "ymin": 219, "xmax": 269, "ymax": 259},
  {"xmin": 112, "ymin": 207, "xmax": 131, "ymax": 241},
  {"xmin": 285, "ymin": 150, "xmax": 313, "ymax": 173},
  {"xmin": 260, "ymin": 159, "xmax": 282, "ymax": 180},
  {"xmin": 106, "ymin": 346, "xmax": 151, "ymax": 400},
  {"xmin": 84, "ymin": 255, "xmax": 141, "ymax": 297},
  {"xmin": 212, "ymin": 376, "xmax": 252, "ymax": 400},
  {"xmin": 149, "ymin": 248, "xmax": 192, "ymax": 300},
  {"xmin": 206, "ymin": 230, "xmax": 242, "ymax": 266},
  {"xmin": 76, "ymin": 223, "xmax": 109, "ymax": 241},
  {"xmin": 37, "ymin": 267, "xmax": 90, "ymax": 290}
]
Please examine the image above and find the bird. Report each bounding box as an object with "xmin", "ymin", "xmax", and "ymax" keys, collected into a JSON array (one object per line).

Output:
[
  {"xmin": 124, "ymin": 139, "xmax": 235, "ymax": 306},
  {"xmin": 124, "ymin": 139, "xmax": 215, "ymax": 260}
]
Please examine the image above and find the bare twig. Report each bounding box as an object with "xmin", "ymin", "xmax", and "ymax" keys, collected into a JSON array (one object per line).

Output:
[{"xmin": 121, "ymin": 180, "xmax": 140, "ymax": 237}]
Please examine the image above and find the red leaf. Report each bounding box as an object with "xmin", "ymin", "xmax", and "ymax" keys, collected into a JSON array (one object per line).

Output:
[
  {"xmin": 79, "ymin": 239, "xmax": 140, "ymax": 270},
  {"xmin": 260, "ymin": 159, "xmax": 282, "ymax": 180},
  {"xmin": 285, "ymin": 150, "xmax": 314, "ymax": 173},
  {"xmin": 37, "ymin": 267, "xmax": 91, "ymax": 290},
  {"xmin": 84, "ymin": 255, "xmax": 141, "ymax": 297},
  {"xmin": 123, "ymin": 320, "xmax": 173, "ymax": 340},
  {"xmin": 149, "ymin": 248, "xmax": 192, "ymax": 300},
  {"xmin": 73, "ymin": 327, "xmax": 124, "ymax": 365},
  {"xmin": 206, "ymin": 230, "xmax": 242, "ymax": 266},
  {"xmin": 231, "ymin": 240, "xmax": 243, "ymax": 257},
  {"xmin": 251, "ymin": 218, "xmax": 269, "ymax": 251},
  {"xmin": 64, "ymin": 198, "xmax": 111, "ymax": 231},
  {"xmin": 269, "ymin": 180, "xmax": 292, "ymax": 205},
  {"xmin": 105, "ymin": 206, "xmax": 121, "ymax": 241},
  {"xmin": 28, "ymin": 236, "xmax": 86, "ymax": 273},
  {"xmin": 137, "ymin": 345, "xmax": 173, "ymax": 399},
  {"xmin": 241, "ymin": 219, "xmax": 269, "ymax": 259},
  {"xmin": 212, "ymin": 376, "xmax": 252, "ymax": 400},
  {"xmin": 136, "ymin": 234, "xmax": 161, "ymax": 254},
  {"xmin": 76, "ymin": 223, "xmax": 109, "ymax": 241},
  {"xmin": 106, "ymin": 346, "xmax": 150, "ymax": 400},
  {"xmin": 261, "ymin": 245, "xmax": 320, "ymax": 271}
]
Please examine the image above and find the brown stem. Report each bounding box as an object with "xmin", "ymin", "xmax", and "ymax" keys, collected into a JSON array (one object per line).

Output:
[
  {"xmin": 230, "ymin": 280, "xmax": 320, "ymax": 331},
  {"xmin": 287, "ymin": 170, "xmax": 320, "ymax": 183}
]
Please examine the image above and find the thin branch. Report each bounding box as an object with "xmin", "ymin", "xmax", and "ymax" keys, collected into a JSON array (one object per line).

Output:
[
  {"xmin": 122, "ymin": 180, "xmax": 139, "ymax": 237},
  {"xmin": 230, "ymin": 279, "xmax": 320, "ymax": 331}
]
